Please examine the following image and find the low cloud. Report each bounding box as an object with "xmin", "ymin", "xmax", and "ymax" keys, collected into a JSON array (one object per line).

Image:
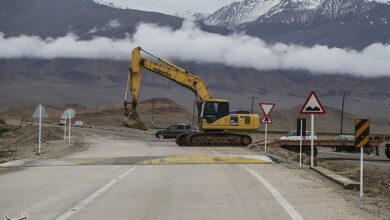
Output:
[{"xmin": 0, "ymin": 20, "xmax": 389, "ymax": 77}]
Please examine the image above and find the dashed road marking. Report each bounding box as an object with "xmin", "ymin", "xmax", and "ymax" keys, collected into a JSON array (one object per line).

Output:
[
  {"xmin": 240, "ymin": 165, "xmax": 304, "ymax": 220},
  {"xmin": 55, "ymin": 165, "xmax": 139, "ymax": 220}
]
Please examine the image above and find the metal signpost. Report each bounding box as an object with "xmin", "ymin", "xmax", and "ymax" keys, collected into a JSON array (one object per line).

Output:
[
  {"xmin": 61, "ymin": 112, "xmax": 67, "ymax": 141},
  {"xmin": 259, "ymin": 103, "xmax": 275, "ymax": 153},
  {"xmin": 297, "ymin": 118, "xmax": 306, "ymax": 168},
  {"xmin": 355, "ymin": 119, "xmax": 369, "ymax": 198},
  {"xmin": 62, "ymin": 109, "xmax": 76, "ymax": 144},
  {"xmin": 32, "ymin": 104, "xmax": 49, "ymax": 155},
  {"xmin": 300, "ymin": 91, "xmax": 325, "ymax": 168}
]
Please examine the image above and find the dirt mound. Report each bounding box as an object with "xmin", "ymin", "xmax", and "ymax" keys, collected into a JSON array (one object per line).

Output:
[
  {"xmin": 0, "ymin": 124, "xmax": 74, "ymax": 163},
  {"xmin": 140, "ymin": 97, "xmax": 177, "ymax": 105},
  {"xmin": 63, "ymin": 103, "xmax": 87, "ymax": 113},
  {"xmin": 0, "ymin": 119, "xmax": 5, "ymax": 124},
  {"xmin": 1, "ymin": 124, "xmax": 63, "ymax": 146}
]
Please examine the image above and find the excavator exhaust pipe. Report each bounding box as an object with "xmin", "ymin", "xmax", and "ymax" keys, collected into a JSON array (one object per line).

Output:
[{"xmin": 123, "ymin": 109, "xmax": 147, "ymax": 130}]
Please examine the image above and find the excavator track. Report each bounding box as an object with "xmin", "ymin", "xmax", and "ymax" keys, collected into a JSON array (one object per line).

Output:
[{"xmin": 175, "ymin": 132, "xmax": 252, "ymax": 147}]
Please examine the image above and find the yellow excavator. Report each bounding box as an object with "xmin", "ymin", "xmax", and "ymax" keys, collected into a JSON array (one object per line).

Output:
[{"xmin": 123, "ymin": 47, "xmax": 259, "ymax": 146}]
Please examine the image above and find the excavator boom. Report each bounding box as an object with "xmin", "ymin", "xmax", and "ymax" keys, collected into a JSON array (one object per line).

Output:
[{"xmin": 123, "ymin": 47, "xmax": 212, "ymax": 129}]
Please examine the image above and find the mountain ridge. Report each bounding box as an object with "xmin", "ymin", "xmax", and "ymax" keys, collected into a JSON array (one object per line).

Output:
[{"xmin": 204, "ymin": 0, "xmax": 390, "ymax": 28}]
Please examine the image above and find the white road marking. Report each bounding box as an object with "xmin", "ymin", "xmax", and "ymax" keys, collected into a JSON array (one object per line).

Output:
[
  {"xmin": 240, "ymin": 165, "xmax": 304, "ymax": 220},
  {"xmin": 365, "ymin": 162, "xmax": 390, "ymax": 167},
  {"xmin": 55, "ymin": 165, "xmax": 139, "ymax": 220}
]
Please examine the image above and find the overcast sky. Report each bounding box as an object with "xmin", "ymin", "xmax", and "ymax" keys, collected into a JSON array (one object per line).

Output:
[
  {"xmin": 100, "ymin": 0, "xmax": 237, "ymax": 14},
  {"xmin": 102, "ymin": 0, "xmax": 389, "ymax": 14}
]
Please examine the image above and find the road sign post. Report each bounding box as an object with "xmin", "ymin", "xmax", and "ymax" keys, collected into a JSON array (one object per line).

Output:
[
  {"xmin": 69, "ymin": 116, "xmax": 71, "ymax": 144},
  {"xmin": 39, "ymin": 105, "xmax": 41, "ymax": 155},
  {"xmin": 297, "ymin": 118, "xmax": 306, "ymax": 168},
  {"xmin": 300, "ymin": 91, "xmax": 326, "ymax": 168},
  {"xmin": 265, "ymin": 123, "xmax": 268, "ymax": 152},
  {"xmin": 32, "ymin": 104, "xmax": 49, "ymax": 155},
  {"xmin": 259, "ymin": 103, "xmax": 275, "ymax": 153},
  {"xmin": 355, "ymin": 119, "xmax": 369, "ymax": 198},
  {"xmin": 64, "ymin": 113, "xmax": 67, "ymax": 141},
  {"xmin": 62, "ymin": 109, "xmax": 76, "ymax": 144},
  {"xmin": 311, "ymin": 114, "xmax": 314, "ymax": 167}
]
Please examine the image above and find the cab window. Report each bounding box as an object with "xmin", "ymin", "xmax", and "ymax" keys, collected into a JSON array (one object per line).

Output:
[{"xmin": 203, "ymin": 101, "xmax": 230, "ymax": 123}]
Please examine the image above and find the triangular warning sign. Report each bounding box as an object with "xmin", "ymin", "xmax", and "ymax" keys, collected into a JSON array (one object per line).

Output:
[
  {"xmin": 259, "ymin": 103, "xmax": 275, "ymax": 116},
  {"xmin": 300, "ymin": 91, "xmax": 326, "ymax": 114},
  {"xmin": 32, "ymin": 104, "xmax": 49, "ymax": 118},
  {"xmin": 261, "ymin": 116, "xmax": 272, "ymax": 124}
]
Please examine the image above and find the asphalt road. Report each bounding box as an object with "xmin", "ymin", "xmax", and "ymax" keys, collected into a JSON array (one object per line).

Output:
[
  {"xmin": 0, "ymin": 128, "xmax": 381, "ymax": 220},
  {"xmin": 317, "ymin": 147, "xmax": 390, "ymax": 169}
]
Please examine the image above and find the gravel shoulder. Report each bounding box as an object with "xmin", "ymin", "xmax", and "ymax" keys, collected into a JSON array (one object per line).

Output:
[{"xmin": 248, "ymin": 136, "xmax": 390, "ymax": 219}]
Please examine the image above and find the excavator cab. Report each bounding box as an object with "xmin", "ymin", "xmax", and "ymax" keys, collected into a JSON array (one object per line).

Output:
[
  {"xmin": 201, "ymin": 100, "xmax": 230, "ymax": 124},
  {"xmin": 201, "ymin": 99, "xmax": 259, "ymax": 131}
]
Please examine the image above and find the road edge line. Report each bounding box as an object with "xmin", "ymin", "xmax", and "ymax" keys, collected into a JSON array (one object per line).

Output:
[{"xmin": 240, "ymin": 165, "xmax": 303, "ymax": 220}]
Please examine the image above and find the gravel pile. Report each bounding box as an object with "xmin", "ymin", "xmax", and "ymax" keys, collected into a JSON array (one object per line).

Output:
[
  {"xmin": 0, "ymin": 124, "xmax": 65, "ymax": 162},
  {"xmin": 1, "ymin": 124, "xmax": 63, "ymax": 145}
]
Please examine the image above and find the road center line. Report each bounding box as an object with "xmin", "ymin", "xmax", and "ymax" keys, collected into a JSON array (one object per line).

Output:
[
  {"xmin": 240, "ymin": 165, "xmax": 304, "ymax": 220},
  {"xmin": 55, "ymin": 165, "xmax": 139, "ymax": 220}
]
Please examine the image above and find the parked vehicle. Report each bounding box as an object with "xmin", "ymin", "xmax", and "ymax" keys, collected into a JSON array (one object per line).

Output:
[
  {"xmin": 335, "ymin": 135, "xmax": 355, "ymax": 141},
  {"xmin": 74, "ymin": 121, "xmax": 84, "ymax": 127},
  {"xmin": 59, "ymin": 119, "xmax": 66, "ymax": 126},
  {"xmin": 155, "ymin": 124, "xmax": 199, "ymax": 139},
  {"xmin": 279, "ymin": 131, "xmax": 317, "ymax": 141}
]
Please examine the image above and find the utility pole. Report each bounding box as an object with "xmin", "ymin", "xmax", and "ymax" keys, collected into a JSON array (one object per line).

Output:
[
  {"xmin": 248, "ymin": 96, "xmax": 258, "ymax": 114},
  {"xmin": 340, "ymin": 92, "xmax": 346, "ymax": 135}
]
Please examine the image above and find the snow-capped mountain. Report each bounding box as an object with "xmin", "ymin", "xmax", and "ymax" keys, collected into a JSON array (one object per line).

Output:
[
  {"xmin": 91, "ymin": 0, "xmax": 130, "ymax": 9},
  {"xmin": 173, "ymin": 11, "xmax": 210, "ymax": 21},
  {"xmin": 204, "ymin": 0, "xmax": 390, "ymax": 28}
]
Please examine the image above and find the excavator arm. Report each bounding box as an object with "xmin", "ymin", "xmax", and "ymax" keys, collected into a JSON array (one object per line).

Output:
[{"xmin": 123, "ymin": 47, "xmax": 212, "ymax": 129}]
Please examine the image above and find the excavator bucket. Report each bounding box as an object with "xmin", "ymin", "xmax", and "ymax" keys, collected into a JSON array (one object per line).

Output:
[{"xmin": 123, "ymin": 110, "xmax": 147, "ymax": 130}]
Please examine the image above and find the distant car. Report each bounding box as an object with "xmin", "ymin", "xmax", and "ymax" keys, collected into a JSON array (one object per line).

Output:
[
  {"xmin": 335, "ymin": 135, "xmax": 355, "ymax": 141},
  {"xmin": 59, "ymin": 119, "xmax": 66, "ymax": 126},
  {"xmin": 279, "ymin": 131, "xmax": 317, "ymax": 141},
  {"xmin": 74, "ymin": 121, "xmax": 84, "ymax": 127},
  {"xmin": 155, "ymin": 124, "xmax": 199, "ymax": 139}
]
